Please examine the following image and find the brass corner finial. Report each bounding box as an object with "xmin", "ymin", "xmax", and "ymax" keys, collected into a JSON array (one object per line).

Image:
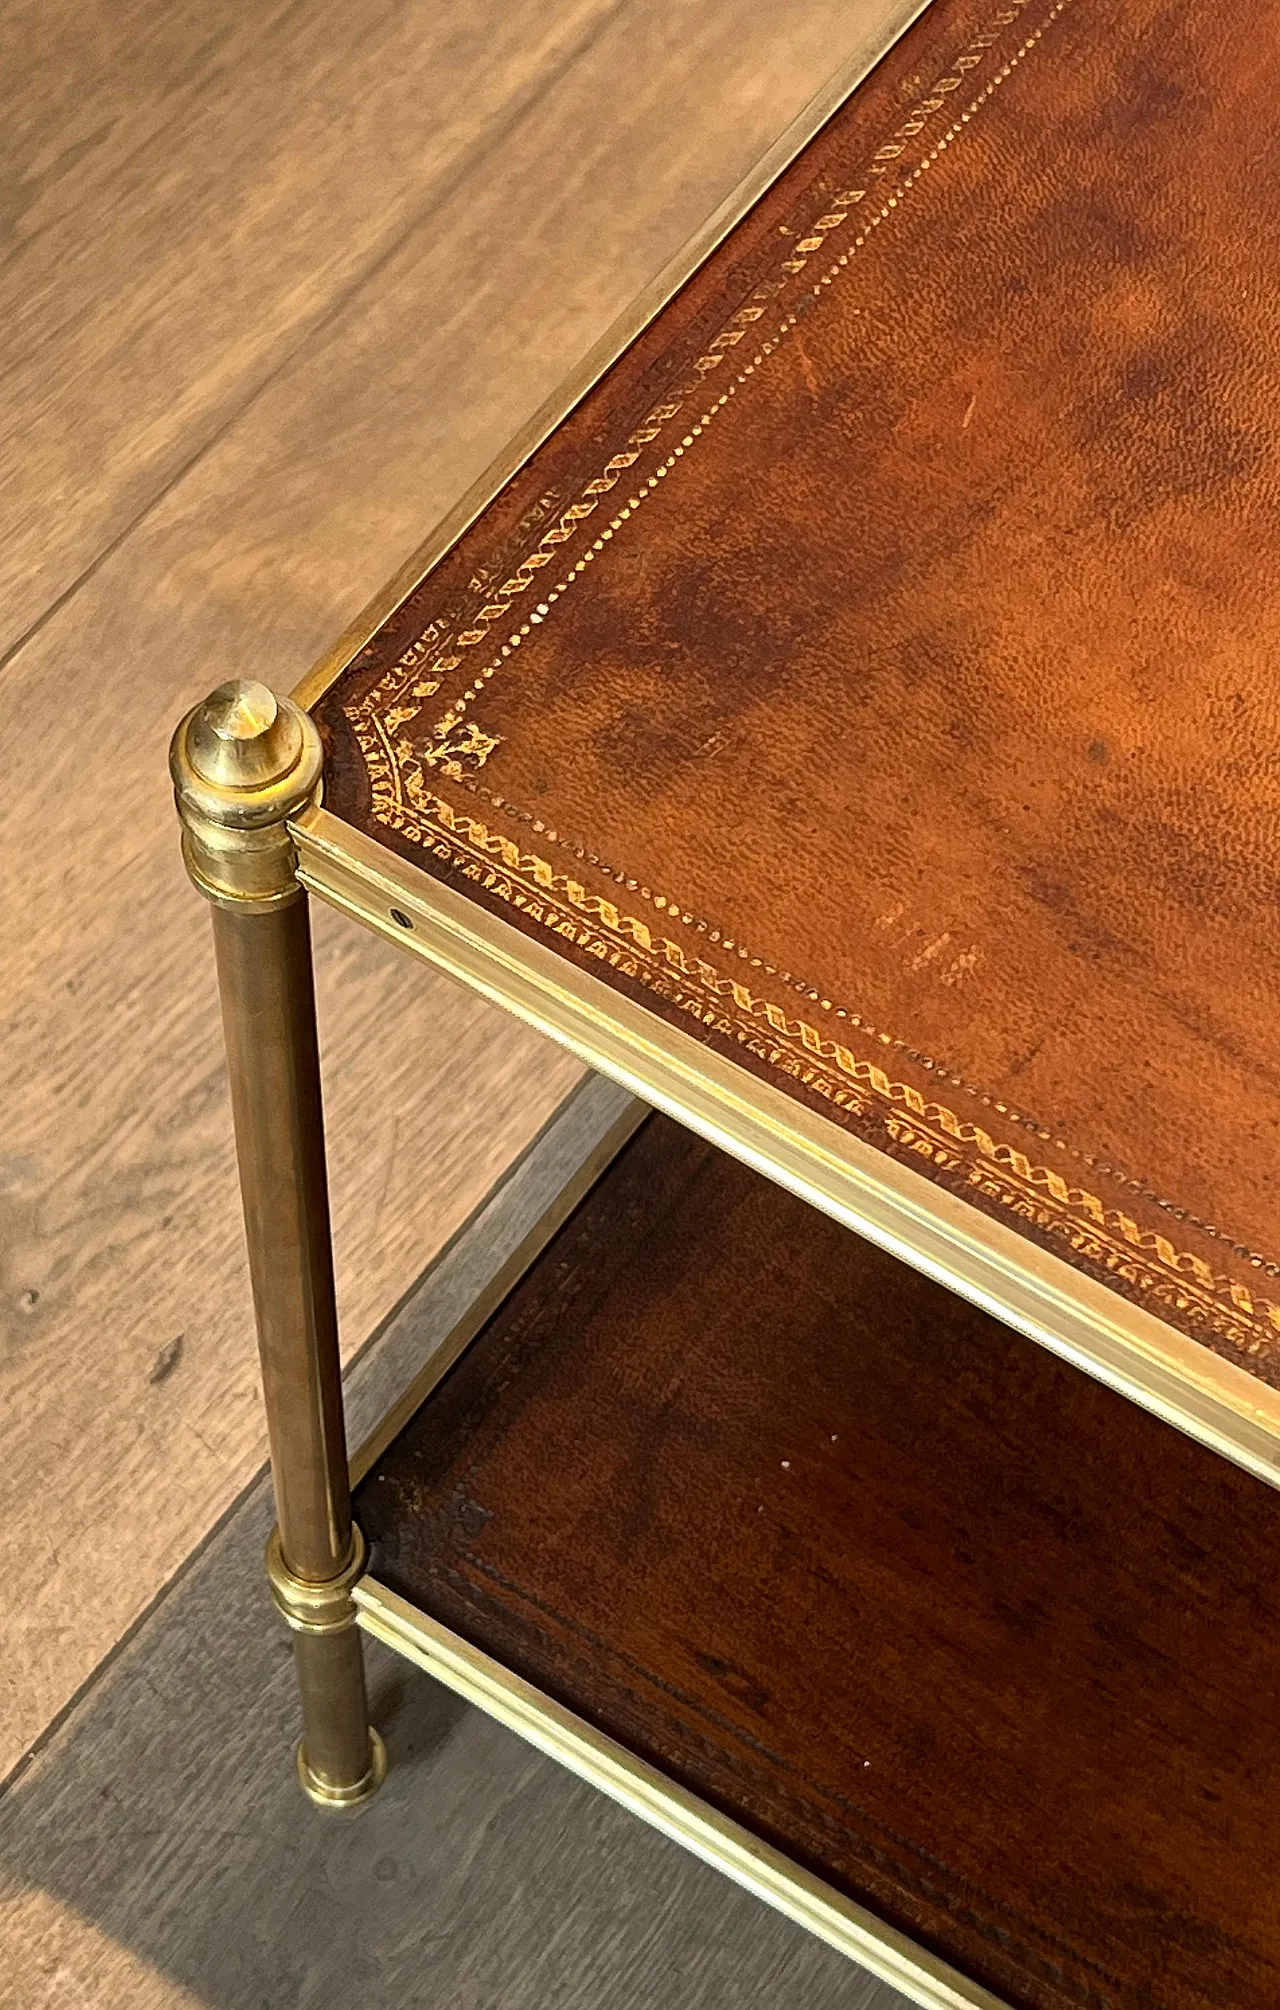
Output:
[
  {"xmin": 186, "ymin": 679, "xmax": 302, "ymax": 792},
  {"xmin": 170, "ymin": 678, "xmax": 324, "ymax": 908}
]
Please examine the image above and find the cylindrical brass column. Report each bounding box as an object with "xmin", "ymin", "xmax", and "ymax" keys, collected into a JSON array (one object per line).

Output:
[{"xmin": 170, "ymin": 679, "xmax": 385, "ymax": 1807}]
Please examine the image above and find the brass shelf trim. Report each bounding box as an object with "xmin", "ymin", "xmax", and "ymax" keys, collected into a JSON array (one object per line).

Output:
[
  {"xmin": 293, "ymin": 803, "xmax": 1280, "ymax": 1490},
  {"xmin": 354, "ymin": 1577, "xmax": 1009, "ymax": 2010}
]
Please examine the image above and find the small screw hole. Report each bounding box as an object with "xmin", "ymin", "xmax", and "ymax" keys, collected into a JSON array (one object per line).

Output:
[{"xmin": 390, "ymin": 909, "xmax": 413, "ymax": 930}]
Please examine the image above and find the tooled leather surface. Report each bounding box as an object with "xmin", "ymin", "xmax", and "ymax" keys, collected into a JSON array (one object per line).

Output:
[
  {"xmin": 320, "ymin": 0, "xmax": 1280, "ymax": 1381},
  {"xmin": 357, "ymin": 1118, "xmax": 1280, "ymax": 2010}
]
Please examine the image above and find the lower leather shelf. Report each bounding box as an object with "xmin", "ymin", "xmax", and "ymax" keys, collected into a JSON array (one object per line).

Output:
[{"xmin": 354, "ymin": 1115, "xmax": 1280, "ymax": 2010}]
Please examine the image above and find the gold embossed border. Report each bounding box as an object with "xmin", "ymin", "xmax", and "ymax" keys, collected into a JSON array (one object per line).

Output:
[
  {"xmin": 350, "ymin": 0, "xmax": 1068, "ymax": 779},
  {"xmin": 357, "ymin": 764, "xmax": 1280, "ymax": 1372},
  {"xmin": 332, "ymin": 0, "xmax": 1280, "ymax": 1374}
]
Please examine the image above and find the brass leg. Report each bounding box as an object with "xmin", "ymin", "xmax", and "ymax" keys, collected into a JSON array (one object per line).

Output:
[{"xmin": 170, "ymin": 680, "xmax": 384, "ymax": 1807}]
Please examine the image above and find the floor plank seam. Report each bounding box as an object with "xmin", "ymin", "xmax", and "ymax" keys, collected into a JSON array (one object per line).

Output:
[{"xmin": 0, "ymin": 0, "xmax": 631, "ymax": 688}]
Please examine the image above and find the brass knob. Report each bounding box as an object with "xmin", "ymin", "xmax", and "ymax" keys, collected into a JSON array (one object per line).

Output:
[
  {"xmin": 185, "ymin": 679, "xmax": 305, "ymax": 794},
  {"xmin": 170, "ymin": 679, "xmax": 324, "ymax": 906}
]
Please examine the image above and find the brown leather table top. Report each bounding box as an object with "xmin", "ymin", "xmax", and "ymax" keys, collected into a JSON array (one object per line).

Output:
[
  {"xmin": 317, "ymin": 0, "xmax": 1280, "ymax": 1388},
  {"xmin": 357, "ymin": 1117, "xmax": 1280, "ymax": 2010}
]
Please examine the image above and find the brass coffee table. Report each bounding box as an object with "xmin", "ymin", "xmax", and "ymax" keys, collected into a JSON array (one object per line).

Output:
[{"xmin": 170, "ymin": 1, "xmax": 1280, "ymax": 2003}]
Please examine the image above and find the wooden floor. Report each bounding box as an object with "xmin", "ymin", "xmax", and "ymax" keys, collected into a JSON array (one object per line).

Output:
[
  {"xmin": 2, "ymin": 1087, "xmax": 905, "ymax": 2009},
  {"xmin": 1, "ymin": 0, "xmax": 913, "ymax": 2001}
]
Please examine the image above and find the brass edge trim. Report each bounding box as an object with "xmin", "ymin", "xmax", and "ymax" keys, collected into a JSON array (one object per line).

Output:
[
  {"xmin": 293, "ymin": 805, "xmax": 1280, "ymax": 1487},
  {"xmin": 290, "ymin": 0, "xmax": 935, "ymax": 712},
  {"xmin": 347, "ymin": 1095, "xmax": 650, "ymax": 1484},
  {"xmin": 353, "ymin": 1578, "xmax": 1007, "ymax": 2010}
]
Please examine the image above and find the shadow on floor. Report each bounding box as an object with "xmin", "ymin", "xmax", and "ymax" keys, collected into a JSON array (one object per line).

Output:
[{"xmin": 1, "ymin": 1470, "xmax": 905, "ymax": 2010}]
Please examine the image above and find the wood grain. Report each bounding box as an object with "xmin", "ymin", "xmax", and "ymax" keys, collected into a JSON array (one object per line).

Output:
[
  {"xmin": 0, "ymin": 0, "xmax": 619, "ymax": 663},
  {"xmin": 0, "ymin": 0, "xmax": 888, "ymax": 1783},
  {"xmin": 0, "ymin": 1138, "xmax": 909, "ymax": 2007}
]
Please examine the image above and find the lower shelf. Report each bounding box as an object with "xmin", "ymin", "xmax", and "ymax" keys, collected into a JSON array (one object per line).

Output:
[{"xmin": 354, "ymin": 1116, "xmax": 1280, "ymax": 2010}]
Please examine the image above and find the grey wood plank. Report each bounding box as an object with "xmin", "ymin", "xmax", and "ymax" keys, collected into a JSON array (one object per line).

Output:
[
  {"xmin": 0, "ymin": 0, "xmax": 893, "ymax": 1780},
  {"xmin": 0, "ymin": 1497, "xmax": 913, "ymax": 2010},
  {"xmin": 0, "ymin": 1087, "xmax": 913, "ymax": 2010},
  {"xmin": 343, "ymin": 1073, "xmax": 646, "ymax": 1470}
]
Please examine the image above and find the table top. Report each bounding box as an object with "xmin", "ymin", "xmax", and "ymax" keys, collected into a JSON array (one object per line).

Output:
[{"xmin": 295, "ymin": 0, "xmax": 1280, "ymax": 1480}]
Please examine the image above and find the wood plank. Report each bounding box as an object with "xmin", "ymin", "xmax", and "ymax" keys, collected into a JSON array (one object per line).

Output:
[
  {"xmin": 0, "ymin": 0, "xmax": 619, "ymax": 662},
  {"xmin": 343, "ymin": 1076, "xmax": 647, "ymax": 1480},
  {"xmin": 0, "ymin": 0, "xmax": 890, "ymax": 1778},
  {"xmin": 0, "ymin": 1135, "xmax": 908, "ymax": 2008}
]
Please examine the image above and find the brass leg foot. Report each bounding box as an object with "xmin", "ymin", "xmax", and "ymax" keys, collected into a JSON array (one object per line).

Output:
[
  {"xmin": 268, "ymin": 1525, "xmax": 384, "ymax": 1806},
  {"xmin": 298, "ymin": 1727, "xmax": 387, "ymax": 1809}
]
